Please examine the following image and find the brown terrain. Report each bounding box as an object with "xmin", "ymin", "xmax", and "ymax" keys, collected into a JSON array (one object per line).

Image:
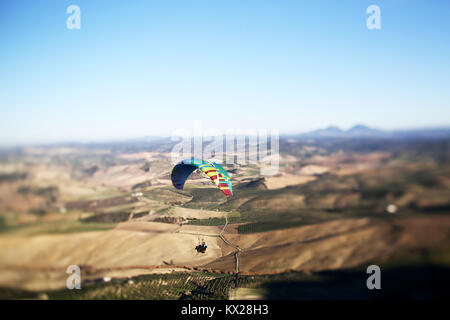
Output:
[{"xmin": 0, "ymin": 137, "xmax": 449, "ymax": 296}]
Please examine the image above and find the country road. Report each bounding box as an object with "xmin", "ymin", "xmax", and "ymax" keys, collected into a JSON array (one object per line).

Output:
[
  {"xmin": 219, "ymin": 215, "xmax": 242, "ymax": 273},
  {"xmin": 175, "ymin": 213, "xmax": 242, "ymax": 273}
]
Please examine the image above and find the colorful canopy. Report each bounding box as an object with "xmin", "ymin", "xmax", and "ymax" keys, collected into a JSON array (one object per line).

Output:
[{"xmin": 171, "ymin": 159, "xmax": 233, "ymax": 196}]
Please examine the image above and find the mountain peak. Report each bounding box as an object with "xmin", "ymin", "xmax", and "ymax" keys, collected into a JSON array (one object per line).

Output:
[
  {"xmin": 301, "ymin": 124, "xmax": 384, "ymax": 138},
  {"xmin": 324, "ymin": 125, "xmax": 343, "ymax": 132}
]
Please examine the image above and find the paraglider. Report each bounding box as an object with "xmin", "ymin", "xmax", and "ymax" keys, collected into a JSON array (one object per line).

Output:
[
  {"xmin": 171, "ymin": 158, "xmax": 233, "ymax": 196},
  {"xmin": 195, "ymin": 240, "xmax": 208, "ymax": 253}
]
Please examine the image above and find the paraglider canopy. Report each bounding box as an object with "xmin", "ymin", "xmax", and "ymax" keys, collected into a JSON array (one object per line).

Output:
[{"xmin": 171, "ymin": 158, "xmax": 233, "ymax": 196}]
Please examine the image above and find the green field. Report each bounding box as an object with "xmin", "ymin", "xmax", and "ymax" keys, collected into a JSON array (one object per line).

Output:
[{"xmin": 2, "ymin": 260, "xmax": 449, "ymax": 300}]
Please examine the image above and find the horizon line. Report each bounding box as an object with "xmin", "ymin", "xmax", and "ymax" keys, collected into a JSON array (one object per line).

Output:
[{"xmin": 1, "ymin": 124, "xmax": 450, "ymax": 149}]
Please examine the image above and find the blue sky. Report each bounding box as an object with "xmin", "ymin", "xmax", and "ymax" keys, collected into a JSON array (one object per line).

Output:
[{"xmin": 1, "ymin": 0, "xmax": 449, "ymax": 145}]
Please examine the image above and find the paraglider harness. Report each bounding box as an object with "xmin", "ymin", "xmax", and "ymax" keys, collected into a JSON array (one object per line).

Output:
[{"xmin": 195, "ymin": 240, "xmax": 207, "ymax": 253}]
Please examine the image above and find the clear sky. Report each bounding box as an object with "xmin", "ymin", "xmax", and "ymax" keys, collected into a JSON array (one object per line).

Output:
[{"xmin": 1, "ymin": 0, "xmax": 449, "ymax": 145}]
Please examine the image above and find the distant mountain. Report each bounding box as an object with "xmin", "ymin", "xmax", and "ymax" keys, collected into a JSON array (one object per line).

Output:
[
  {"xmin": 295, "ymin": 125, "xmax": 450, "ymax": 140},
  {"xmin": 305, "ymin": 125, "xmax": 343, "ymax": 137},
  {"xmin": 347, "ymin": 124, "xmax": 384, "ymax": 136},
  {"xmin": 301, "ymin": 125, "xmax": 386, "ymax": 138}
]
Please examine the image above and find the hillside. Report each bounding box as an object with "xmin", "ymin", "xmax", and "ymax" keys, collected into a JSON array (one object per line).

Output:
[{"xmin": 0, "ymin": 134, "xmax": 449, "ymax": 299}]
